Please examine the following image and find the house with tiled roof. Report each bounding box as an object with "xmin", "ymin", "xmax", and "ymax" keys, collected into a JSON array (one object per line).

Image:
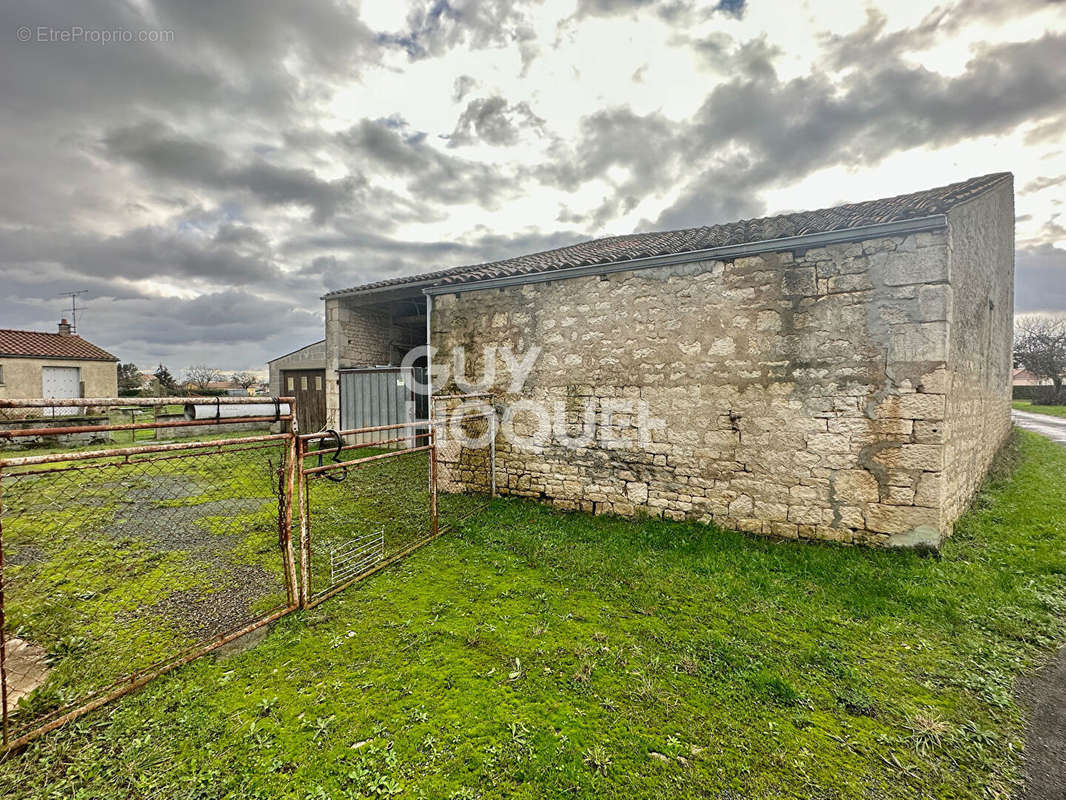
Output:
[
  {"xmin": 322, "ymin": 173, "xmax": 1015, "ymax": 549},
  {"xmin": 0, "ymin": 320, "xmax": 118, "ymax": 405}
]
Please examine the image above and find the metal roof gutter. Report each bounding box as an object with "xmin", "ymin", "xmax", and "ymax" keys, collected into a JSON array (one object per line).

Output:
[{"xmin": 421, "ymin": 214, "xmax": 947, "ymax": 297}]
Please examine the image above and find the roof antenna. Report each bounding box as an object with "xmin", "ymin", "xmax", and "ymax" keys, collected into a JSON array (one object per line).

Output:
[{"xmin": 59, "ymin": 290, "xmax": 88, "ymax": 334}]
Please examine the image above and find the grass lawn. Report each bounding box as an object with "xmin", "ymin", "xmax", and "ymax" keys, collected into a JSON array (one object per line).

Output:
[
  {"xmin": 1013, "ymin": 399, "xmax": 1066, "ymax": 419},
  {"xmin": 3, "ymin": 430, "xmax": 1066, "ymax": 799}
]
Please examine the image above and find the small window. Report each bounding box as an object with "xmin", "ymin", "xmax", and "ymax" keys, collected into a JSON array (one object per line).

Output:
[
  {"xmin": 301, "ymin": 376, "xmax": 308, "ymax": 390},
  {"xmin": 315, "ymin": 375, "xmax": 322, "ymax": 391},
  {"xmin": 0, "ymin": 364, "xmax": 4, "ymax": 385},
  {"xmin": 287, "ymin": 377, "xmax": 294, "ymax": 391}
]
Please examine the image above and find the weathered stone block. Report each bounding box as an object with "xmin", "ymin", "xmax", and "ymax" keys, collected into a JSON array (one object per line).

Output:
[
  {"xmin": 832, "ymin": 470, "xmax": 879, "ymax": 504},
  {"xmin": 872, "ymin": 444, "xmax": 944, "ymax": 471},
  {"xmin": 865, "ymin": 503, "xmax": 940, "ymax": 535},
  {"xmin": 874, "ymin": 393, "xmax": 946, "ymax": 420}
]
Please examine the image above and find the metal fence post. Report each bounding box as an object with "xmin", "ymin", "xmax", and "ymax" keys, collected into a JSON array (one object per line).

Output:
[
  {"xmin": 430, "ymin": 427, "xmax": 439, "ymax": 538},
  {"xmin": 297, "ymin": 435, "xmax": 312, "ymax": 609},
  {"xmin": 489, "ymin": 409, "xmax": 497, "ymax": 498},
  {"xmin": 0, "ymin": 465, "xmax": 8, "ymax": 748},
  {"xmin": 282, "ymin": 424, "xmax": 300, "ymax": 610}
]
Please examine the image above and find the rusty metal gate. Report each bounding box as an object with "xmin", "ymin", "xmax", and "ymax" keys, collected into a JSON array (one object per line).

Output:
[
  {"xmin": 0, "ymin": 397, "xmax": 300, "ymax": 750},
  {"xmin": 0, "ymin": 394, "xmax": 497, "ymax": 750}
]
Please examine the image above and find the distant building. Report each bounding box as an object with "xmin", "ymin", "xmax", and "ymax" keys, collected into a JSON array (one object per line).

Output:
[
  {"xmin": 1012, "ymin": 368, "xmax": 1053, "ymax": 386},
  {"xmin": 0, "ymin": 320, "xmax": 118, "ymax": 403},
  {"xmin": 267, "ymin": 340, "xmax": 326, "ymax": 433}
]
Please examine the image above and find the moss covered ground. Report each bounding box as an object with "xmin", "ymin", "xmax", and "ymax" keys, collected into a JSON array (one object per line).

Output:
[{"xmin": 1, "ymin": 430, "xmax": 1065, "ymax": 798}]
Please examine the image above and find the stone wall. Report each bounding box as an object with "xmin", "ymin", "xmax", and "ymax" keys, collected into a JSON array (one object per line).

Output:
[
  {"xmin": 431, "ymin": 200, "xmax": 1013, "ymax": 547},
  {"xmin": 324, "ymin": 298, "xmax": 395, "ymax": 427},
  {"xmin": 942, "ymin": 180, "xmax": 1015, "ymax": 521}
]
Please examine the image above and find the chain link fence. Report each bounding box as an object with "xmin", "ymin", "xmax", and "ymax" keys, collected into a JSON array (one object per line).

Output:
[
  {"xmin": 0, "ymin": 397, "xmax": 498, "ymax": 749},
  {"xmin": 0, "ymin": 398, "xmax": 299, "ymax": 749},
  {"xmin": 299, "ymin": 424, "xmax": 436, "ymax": 607}
]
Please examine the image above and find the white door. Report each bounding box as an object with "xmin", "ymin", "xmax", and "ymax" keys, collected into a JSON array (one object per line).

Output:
[{"xmin": 42, "ymin": 366, "xmax": 81, "ymax": 416}]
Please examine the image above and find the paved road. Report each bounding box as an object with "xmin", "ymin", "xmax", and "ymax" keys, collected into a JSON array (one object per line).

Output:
[{"xmin": 1012, "ymin": 409, "xmax": 1066, "ymax": 446}]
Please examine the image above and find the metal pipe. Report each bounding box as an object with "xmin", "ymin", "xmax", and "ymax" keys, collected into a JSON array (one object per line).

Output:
[
  {"xmin": 306, "ymin": 432, "xmax": 430, "ymax": 457},
  {"xmin": 297, "ymin": 436, "xmax": 311, "ymax": 609},
  {"xmin": 184, "ymin": 403, "xmax": 290, "ymax": 420},
  {"xmin": 430, "ymin": 440, "xmax": 439, "ymax": 538},
  {"xmin": 0, "ymin": 432, "xmax": 292, "ymax": 468},
  {"xmin": 0, "ymin": 465, "xmax": 8, "ymax": 747},
  {"xmin": 302, "ymin": 445, "xmax": 433, "ymax": 476},
  {"xmin": 283, "ymin": 402, "xmax": 300, "ymax": 608},
  {"xmin": 0, "ymin": 396, "xmax": 295, "ymax": 408},
  {"xmin": 299, "ymin": 420, "xmax": 430, "ymax": 441},
  {"xmin": 0, "ymin": 415, "xmax": 290, "ymax": 439}
]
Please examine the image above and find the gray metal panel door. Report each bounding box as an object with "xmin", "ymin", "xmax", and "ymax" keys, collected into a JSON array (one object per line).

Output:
[
  {"xmin": 340, "ymin": 368, "xmax": 426, "ymax": 444},
  {"xmin": 41, "ymin": 366, "xmax": 81, "ymax": 416}
]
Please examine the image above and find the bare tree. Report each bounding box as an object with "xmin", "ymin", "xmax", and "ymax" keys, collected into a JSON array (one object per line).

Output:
[
  {"xmin": 231, "ymin": 371, "xmax": 259, "ymax": 390},
  {"xmin": 1014, "ymin": 315, "xmax": 1066, "ymax": 394},
  {"xmin": 183, "ymin": 364, "xmax": 222, "ymax": 393}
]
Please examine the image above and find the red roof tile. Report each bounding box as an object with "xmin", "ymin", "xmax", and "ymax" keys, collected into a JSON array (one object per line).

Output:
[{"xmin": 0, "ymin": 329, "xmax": 118, "ymax": 361}]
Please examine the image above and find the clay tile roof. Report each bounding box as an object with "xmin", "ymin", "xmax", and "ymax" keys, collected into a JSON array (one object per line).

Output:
[
  {"xmin": 0, "ymin": 329, "xmax": 118, "ymax": 361},
  {"xmin": 325, "ymin": 172, "xmax": 1011, "ymax": 297}
]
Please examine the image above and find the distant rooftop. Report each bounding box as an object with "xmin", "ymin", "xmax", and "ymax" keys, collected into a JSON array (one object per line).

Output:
[
  {"xmin": 0, "ymin": 328, "xmax": 118, "ymax": 361},
  {"xmin": 327, "ymin": 172, "xmax": 1011, "ymax": 298}
]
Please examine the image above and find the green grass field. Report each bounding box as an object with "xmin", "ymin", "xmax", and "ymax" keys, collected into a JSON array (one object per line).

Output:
[
  {"xmin": 1013, "ymin": 399, "xmax": 1066, "ymax": 419},
  {"xmin": 2, "ymin": 429, "xmax": 1065, "ymax": 799}
]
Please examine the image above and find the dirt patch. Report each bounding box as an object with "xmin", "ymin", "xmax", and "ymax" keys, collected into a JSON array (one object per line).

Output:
[
  {"xmin": 1016, "ymin": 644, "xmax": 1066, "ymax": 800},
  {"xmin": 2, "ymin": 638, "xmax": 50, "ymax": 714},
  {"xmin": 111, "ymin": 473, "xmax": 283, "ymax": 641},
  {"xmin": 142, "ymin": 563, "xmax": 282, "ymax": 640}
]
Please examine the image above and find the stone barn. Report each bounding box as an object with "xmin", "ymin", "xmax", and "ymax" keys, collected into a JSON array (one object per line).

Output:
[{"xmin": 324, "ymin": 173, "xmax": 1014, "ymax": 548}]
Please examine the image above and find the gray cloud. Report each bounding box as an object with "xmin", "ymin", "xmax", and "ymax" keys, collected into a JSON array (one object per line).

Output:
[
  {"xmin": 339, "ymin": 118, "xmax": 518, "ymax": 206},
  {"xmin": 449, "ymin": 96, "xmax": 546, "ymax": 146},
  {"xmin": 649, "ymin": 31, "xmax": 1066, "ymax": 227},
  {"xmin": 104, "ymin": 122, "xmax": 362, "ymax": 224},
  {"xmin": 378, "ymin": 0, "xmax": 540, "ymax": 67},
  {"xmin": 1, "ymin": 0, "xmax": 1063, "ymax": 374},
  {"xmin": 1016, "ymin": 245, "xmax": 1066, "ymax": 314}
]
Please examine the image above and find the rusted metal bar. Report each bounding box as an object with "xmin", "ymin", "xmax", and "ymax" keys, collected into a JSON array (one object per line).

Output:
[
  {"xmin": 1, "ymin": 606, "xmax": 294, "ymax": 753},
  {"xmin": 0, "ymin": 432, "xmax": 291, "ymax": 468},
  {"xmin": 0, "ymin": 415, "xmax": 291, "ymax": 439},
  {"xmin": 0, "ymin": 465, "xmax": 8, "ymax": 748},
  {"xmin": 304, "ymin": 431, "xmax": 431, "ymax": 457},
  {"xmin": 2, "ymin": 440, "xmax": 288, "ymax": 479},
  {"xmin": 430, "ymin": 439, "xmax": 439, "ymax": 538},
  {"xmin": 283, "ymin": 405, "xmax": 300, "ymax": 609},
  {"xmin": 299, "ymin": 420, "xmax": 431, "ymax": 441},
  {"xmin": 302, "ymin": 445, "xmax": 433, "ymax": 476},
  {"xmin": 0, "ymin": 396, "xmax": 295, "ymax": 409},
  {"xmin": 297, "ymin": 436, "xmax": 311, "ymax": 608}
]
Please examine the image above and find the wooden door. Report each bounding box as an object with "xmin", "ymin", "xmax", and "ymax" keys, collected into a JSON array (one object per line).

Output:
[{"xmin": 282, "ymin": 369, "xmax": 326, "ymax": 433}]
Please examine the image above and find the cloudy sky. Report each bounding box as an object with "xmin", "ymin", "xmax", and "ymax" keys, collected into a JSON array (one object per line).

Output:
[{"xmin": 2, "ymin": 0, "xmax": 1065, "ymax": 374}]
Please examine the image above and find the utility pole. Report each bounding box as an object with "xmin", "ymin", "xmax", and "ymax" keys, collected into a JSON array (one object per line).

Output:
[{"xmin": 60, "ymin": 290, "xmax": 88, "ymax": 333}]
